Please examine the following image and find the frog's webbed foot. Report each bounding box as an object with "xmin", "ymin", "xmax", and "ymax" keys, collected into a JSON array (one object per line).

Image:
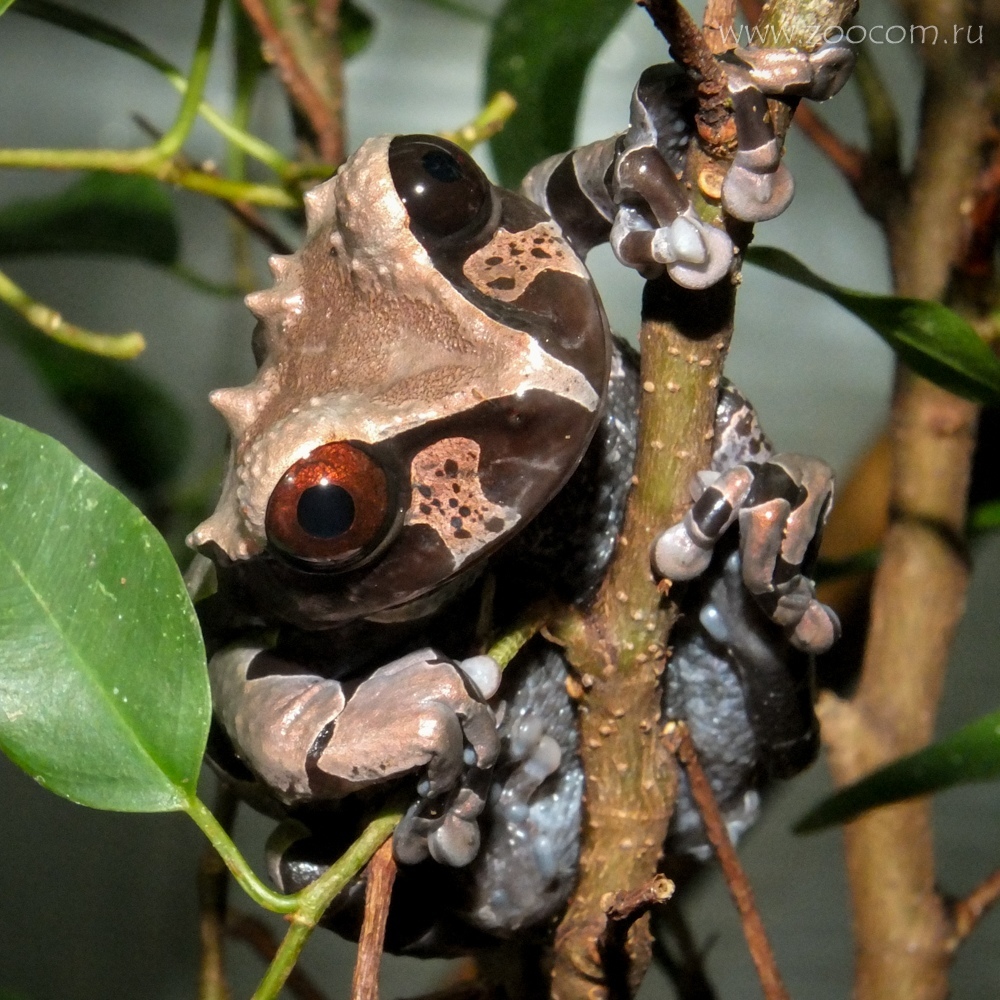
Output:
[
  {"xmin": 210, "ymin": 643, "xmax": 501, "ymax": 868},
  {"xmin": 720, "ymin": 41, "xmax": 855, "ymax": 222},
  {"xmin": 653, "ymin": 454, "xmax": 840, "ymax": 653},
  {"xmin": 612, "ymin": 146, "xmax": 735, "ymax": 290}
]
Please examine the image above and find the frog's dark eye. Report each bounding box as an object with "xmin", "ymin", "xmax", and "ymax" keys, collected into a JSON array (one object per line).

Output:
[
  {"xmin": 388, "ymin": 135, "xmax": 493, "ymax": 241},
  {"xmin": 266, "ymin": 442, "xmax": 397, "ymax": 570}
]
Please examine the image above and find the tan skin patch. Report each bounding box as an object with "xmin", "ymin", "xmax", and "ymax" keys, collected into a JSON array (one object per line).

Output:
[
  {"xmin": 463, "ymin": 222, "xmax": 590, "ymax": 303},
  {"xmin": 406, "ymin": 437, "xmax": 519, "ymax": 567}
]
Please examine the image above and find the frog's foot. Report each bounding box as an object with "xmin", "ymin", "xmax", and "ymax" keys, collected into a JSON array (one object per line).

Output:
[
  {"xmin": 653, "ymin": 454, "xmax": 839, "ymax": 653},
  {"xmin": 612, "ymin": 147, "xmax": 734, "ymax": 290},
  {"xmin": 720, "ymin": 41, "xmax": 855, "ymax": 221},
  {"xmin": 391, "ymin": 653, "xmax": 502, "ymax": 868}
]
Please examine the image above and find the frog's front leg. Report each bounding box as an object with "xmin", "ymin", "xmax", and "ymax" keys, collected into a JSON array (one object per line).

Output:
[
  {"xmin": 653, "ymin": 382, "xmax": 839, "ymax": 654},
  {"xmin": 720, "ymin": 42, "xmax": 855, "ymax": 221},
  {"xmin": 209, "ymin": 642, "xmax": 501, "ymax": 867},
  {"xmin": 522, "ymin": 42, "xmax": 853, "ymax": 288}
]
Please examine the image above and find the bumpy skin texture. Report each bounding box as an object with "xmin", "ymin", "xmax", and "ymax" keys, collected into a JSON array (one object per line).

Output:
[{"xmin": 193, "ymin": 41, "xmax": 849, "ymax": 956}]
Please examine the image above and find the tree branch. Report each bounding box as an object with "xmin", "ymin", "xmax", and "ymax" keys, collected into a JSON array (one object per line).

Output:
[
  {"xmin": 548, "ymin": 4, "xmax": 855, "ymax": 996},
  {"xmin": 950, "ymin": 869, "xmax": 1000, "ymax": 949},
  {"xmin": 663, "ymin": 722, "xmax": 791, "ymax": 1000},
  {"xmin": 351, "ymin": 840, "xmax": 397, "ymax": 1000},
  {"xmin": 239, "ymin": 0, "xmax": 343, "ymax": 165},
  {"xmin": 816, "ymin": 2, "xmax": 995, "ymax": 997}
]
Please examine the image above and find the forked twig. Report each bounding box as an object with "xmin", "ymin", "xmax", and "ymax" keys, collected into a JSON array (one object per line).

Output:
[
  {"xmin": 949, "ymin": 868, "xmax": 1000, "ymax": 949},
  {"xmin": 662, "ymin": 721, "xmax": 791, "ymax": 1000},
  {"xmin": 351, "ymin": 838, "xmax": 398, "ymax": 1000}
]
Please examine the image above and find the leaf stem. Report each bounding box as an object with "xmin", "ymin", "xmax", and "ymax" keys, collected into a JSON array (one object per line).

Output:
[
  {"xmin": 184, "ymin": 794, "xmax": 300, "ymax": 914},
  {"xmin": 0, "ymin": 146, "xmax": 297, "ymax": 207},
  {"xmin": 154, "ymin": 0, "xmax": 223, "ymax": 160},
  {"xmin": 0, "ymin": 266, "xmax": 145, "ymax": 358},
  {"xmin": 440, "ymin": 91, "xmax": 518, "ymax": 152},
  {"xmin": 251, "ymin": 806, "xmax": 403, "ymax": 1000},
  {"xmin": 14, "ymin": 0, "xmax": 292, "ymax": 177}
]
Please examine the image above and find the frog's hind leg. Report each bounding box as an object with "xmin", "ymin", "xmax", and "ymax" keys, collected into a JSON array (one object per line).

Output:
[{"xmin": 460, "ymin": 643, "xmax": 584, "ymax": 937}]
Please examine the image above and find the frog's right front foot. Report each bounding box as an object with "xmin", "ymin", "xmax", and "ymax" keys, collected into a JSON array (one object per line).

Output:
[{"xmin": 208, "ymin": 643, "xmax": 502, "ymax": 869}]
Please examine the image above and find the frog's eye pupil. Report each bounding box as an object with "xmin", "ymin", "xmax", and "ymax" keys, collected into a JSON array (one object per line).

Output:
[
  {"xmin": 266, "ymin": 442, "xmax": 396, "ymax": 571},
  {"xmin": 297, "ymin": 483, "xmax": 355, "ymax": 539},
  {"xmin": 421, "ymin": 149, "xmax": 463, "ymax": 184},
  {"xmin": 388, "ymin": 134, "xmax": 493, "ymax": 241}
]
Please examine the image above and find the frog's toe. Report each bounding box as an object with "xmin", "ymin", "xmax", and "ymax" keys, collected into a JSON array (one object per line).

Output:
[
  {"xmin": 428, "ymin": 811, "xmax": 481, "ymax": 867},
  {"xmin": 791, "ymin": 597, "xmax": 841, "ymax": 653},
  {"xmin": 653, "ymin": 464, "xmax": 755, "ymax": 581},
  {"xmin": 722, "ymin": 158, "xmax": 794, "ymax": 223},
  {"xmin": 804, "ymin": 41, "xmax": 856, "ymax": 101}
]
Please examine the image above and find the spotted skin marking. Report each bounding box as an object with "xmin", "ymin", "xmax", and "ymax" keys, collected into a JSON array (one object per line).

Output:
[
  {"xmin": 463, "ymin": 222, "xmax": 590, "ymax": 303},
  {"xmin": 406, "ymin": 437, "xmax": 519, "ymax": 567}
]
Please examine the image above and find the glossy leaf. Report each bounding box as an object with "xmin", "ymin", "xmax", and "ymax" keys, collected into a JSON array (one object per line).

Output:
[
  {"xmin": 0, "ymin": 172, "xmax": 179, "ymax": 264},
  {"xmin": 796, "ymin": 709, "xmax": 1000, "ymax": 833},
  {"xmin": 0, "ymin": 312, "xmax": 189, "ymax": 491},
  {"xmin": 486, "ymin": 0, "xmax": 632, "ymax": 187},
  {"xmin": 0, "ymin": 416, "xmax": 210, "ymax": 811},
  {"xmin": 747, "ymin": 246, "xmax": 1000, "ymax": 405},
  {"xmin": 341, "ymin": 0, "xmax": 375, "ymax": 58}
]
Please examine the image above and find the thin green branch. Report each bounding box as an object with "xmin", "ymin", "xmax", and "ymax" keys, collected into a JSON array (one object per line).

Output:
[
  {"xmin": 251, "ymin": 805, "xmax": 403, "ymax": 1000},
  {"xmin": 154, "ymin": 0, "xmax": 223, "ymax": 159},
  {"xmin": 440, "ymin": 91, "xmax": 518, "ymax": 152},
  {"xmin": 14, "ymin": 0, "xmax": 291, "ymax": 177},
  {"xmin": 0, "ymin": 146, "xmax": 297, "ymax": 207},
  {"xmin": 185, "ymin": 794, "xmax": 301, "ymax": 914},
  {"xmin": 0, "ymin": 266, "xmax": 145, "ymax": 358}
]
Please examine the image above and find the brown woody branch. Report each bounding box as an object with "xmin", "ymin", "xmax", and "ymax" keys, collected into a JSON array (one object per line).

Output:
[
  {"xmin": 548, "ymin": 4, "xmax": 854, "ymax": 996},
  {"xmin": 950, "ymin": 869, "xmax": 1000, "ymax": 949},
  {"xmin": 817, "ymin": 0, "xmax": 994, "ymax": 997},
  {"xmin": 239, "ymin": 0, "xmax": 343, "ymax": 164},
  {"xmin": 663, "ymin": 723, "xmax": 791, "ymax": 1000},
  {"xmin": 350, "ymin": 839, "xmax": 397, "ymax": 1000}
]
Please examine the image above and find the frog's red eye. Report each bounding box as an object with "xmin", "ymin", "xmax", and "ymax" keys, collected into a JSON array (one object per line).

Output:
[
  {"xmin": 266, "ymin": 442, "xmax": 397, "ymax": 570},
  {"xmin": 388, "ymin": 135, "xmax": 493, "ymax": 241}
]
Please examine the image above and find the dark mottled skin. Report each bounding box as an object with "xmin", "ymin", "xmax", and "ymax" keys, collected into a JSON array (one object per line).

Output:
[{"xmin": 214, "ymin": 343, "xmax": 817, "ymax": 954}]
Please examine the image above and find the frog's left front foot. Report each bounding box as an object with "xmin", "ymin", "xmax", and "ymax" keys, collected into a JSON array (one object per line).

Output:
[
  {"xmin": 721, "ymin": 41, "xmax": 854, "ymax": 222},
  {"xmin": 653, "ymin": 453, "xmax": 840, "ymax": 653}
]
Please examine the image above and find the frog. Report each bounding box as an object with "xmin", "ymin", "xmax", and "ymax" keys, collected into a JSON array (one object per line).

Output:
[{"xmin": 187, "ymin": 39, "xmax": 851, "ymax": 953}]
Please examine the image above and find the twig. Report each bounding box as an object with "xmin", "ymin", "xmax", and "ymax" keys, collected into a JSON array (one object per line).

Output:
[
  {"xmin": 440, "ymin": 92, "xmax": 518, "ymax": 152},
  {"xmin": 133, "ymin": 113, "xmax": 295, "ymax": 256},
  {"xmin": 601, "ymin": 876, "xmax": 675, "ymax": 996},
  {"xmin": 702, "ymin": 0, "xmax": 737, "ymax": 55},
  {"xmin": 197, "ymin": 786, "xmax": 238, "ymax": 1000},
  {"xmin": 0, "ymin": 267, "xmax": 145, "ymax": 358},
  {"xmin": 351, "ymin": 839, "xmax": 398, "ymax": 1000},
  {"xmin": 249, "ymin": 806, "xmax": 402, "ymax": 1000},
  {"xmin": 950, "ymin": 869, "xmax": 1000, "ymax": 949},
  {"xmin": 637, "ymin": 0, "xmax": 733, "ymax": 151},
  {"xmin": 662, "ymin": 722, "xmax": 791, "ymax": 1000},
  {"xmin": 228, "ymin": 912, "xmax": 332, "ymax": 1000},
  {"xmin": 239, "ymin": 0, "xmax": 343, "ymax": 164}
]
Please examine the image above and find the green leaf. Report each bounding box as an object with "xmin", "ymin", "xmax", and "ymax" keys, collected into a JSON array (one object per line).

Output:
[
  {"xmin": 747, "ymin": 246, "xmax": 1000, "ymax": 406},
  {"xmin": 969, "ymin": 499, "xmax": 1000, "ymax": 536},
  {"xmin": 341, "ymin": 0, "xmax": 375, "ymax": 58},
  {"xmin": 486, "ymin": 0, "xmax": 632, "ymax": 188},
  {"xmin": 0, "ymin": 311, "xmax": 190, "ymax": 491},
  {"xmin": 796, "ymin": 709, "xmax": 1000, "ymax": 833},
  {"xmin": 0, "ymin": 416, "xmax": 210, "ymax": 812},
  {"xmin": 1, "ymin": 0, "xmax": 16, "ymax": 16},
  {"xmin": 0, "ymin": 172, "xmax": 179, "ymax": 264}
]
